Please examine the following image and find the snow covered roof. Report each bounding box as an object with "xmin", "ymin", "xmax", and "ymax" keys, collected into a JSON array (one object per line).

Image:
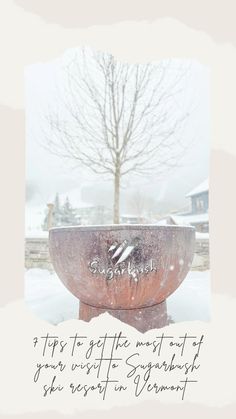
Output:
[
  {"xmin": 186, "ymin": 179, "xmax": 209, "ymax": 198},
  {"xmin": 170, "ymin": 213, "xmax": 209, "ymax": 225}
]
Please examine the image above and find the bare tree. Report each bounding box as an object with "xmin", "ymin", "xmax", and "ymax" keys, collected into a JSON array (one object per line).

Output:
[{"xmin": 44, "ymin": 47, "xmax": 190, "ymax": 223}]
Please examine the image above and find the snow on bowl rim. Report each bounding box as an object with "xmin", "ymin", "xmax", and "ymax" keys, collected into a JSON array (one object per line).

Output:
[{"xmin": 49, "ymin": 224, "xmax": 195, "ymax": 232}]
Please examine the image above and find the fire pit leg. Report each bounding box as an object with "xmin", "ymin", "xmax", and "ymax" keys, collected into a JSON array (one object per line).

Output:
[{"xmin": 79, "ymin": 301, "xmax": 169, "ymax": 333}]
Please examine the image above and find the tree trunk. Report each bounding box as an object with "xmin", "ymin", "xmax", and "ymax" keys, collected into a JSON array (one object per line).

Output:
[{"xmin": 113, "ymin": 166, "xmax": 120, "ymax": 224}]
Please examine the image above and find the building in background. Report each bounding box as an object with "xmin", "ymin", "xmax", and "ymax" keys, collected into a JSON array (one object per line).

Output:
[
  {"xmin": 186, "ymin": 178, "xmax": 209, "ymax": 215},
  {"xmin": 158, "ymin": 179, "xmax": 209, "ymax": 233}
]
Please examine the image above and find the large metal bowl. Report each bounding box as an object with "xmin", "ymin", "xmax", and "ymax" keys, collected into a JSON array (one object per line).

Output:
[{"xmin": 49, "ymin": 224, "xmax": 195, "ymax": 310}]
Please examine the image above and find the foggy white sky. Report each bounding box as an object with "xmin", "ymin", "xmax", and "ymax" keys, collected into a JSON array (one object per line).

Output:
[{"xmin": 25, "ymin": 47, "xmax": 210, "ymax": 212}]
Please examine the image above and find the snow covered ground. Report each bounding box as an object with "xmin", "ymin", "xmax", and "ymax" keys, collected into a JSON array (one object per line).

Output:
[{"xmin": 24, "ymin": 269, "xmax": 211, "ymax": 325}]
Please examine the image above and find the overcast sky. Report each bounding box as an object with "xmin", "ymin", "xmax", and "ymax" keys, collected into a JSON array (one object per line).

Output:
[{"xmin": 25, "ymin": 47, "xmax": 210, "ymax": 211}]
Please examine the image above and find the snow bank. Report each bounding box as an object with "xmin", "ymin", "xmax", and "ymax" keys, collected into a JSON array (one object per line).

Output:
[{"xmin": 24, "ymin": 269, "xmax": 79, "ymax": 324}]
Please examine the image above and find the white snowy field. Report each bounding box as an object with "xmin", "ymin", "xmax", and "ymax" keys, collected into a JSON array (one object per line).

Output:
[{"xmin": 24, "ymin": 269, "xmax": 211, "ymax": 325}]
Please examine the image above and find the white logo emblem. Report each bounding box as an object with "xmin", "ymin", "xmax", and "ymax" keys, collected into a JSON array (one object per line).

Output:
[{"xmin": 108, "ymin": 240, "xmax": 135, "ymax": 265}]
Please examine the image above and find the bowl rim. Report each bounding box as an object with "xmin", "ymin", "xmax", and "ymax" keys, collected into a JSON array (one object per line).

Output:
[{"xmin": 49, "ymin": 224, "xmax": 195, "ymax": 233}]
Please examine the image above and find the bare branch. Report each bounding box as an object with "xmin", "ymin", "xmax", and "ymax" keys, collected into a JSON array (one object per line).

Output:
[{"xmin": 42, "ymin": 47, "xmax": 192, "ymax": 222}]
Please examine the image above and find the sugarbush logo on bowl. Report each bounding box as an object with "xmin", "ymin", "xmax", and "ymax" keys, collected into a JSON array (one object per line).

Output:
[
  {"xmin": 88, "ymin": 239, "xmax": 158, "ymax": 282},
  {"xmin": 88, "ymin": 258, "xmax": 158, "ymax": 281}
]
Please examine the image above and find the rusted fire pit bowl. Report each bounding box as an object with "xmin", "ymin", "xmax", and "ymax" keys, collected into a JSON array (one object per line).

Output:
[{"xmin": 49, "ymin": 225, "xmax": 195, "ymax": 332}]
